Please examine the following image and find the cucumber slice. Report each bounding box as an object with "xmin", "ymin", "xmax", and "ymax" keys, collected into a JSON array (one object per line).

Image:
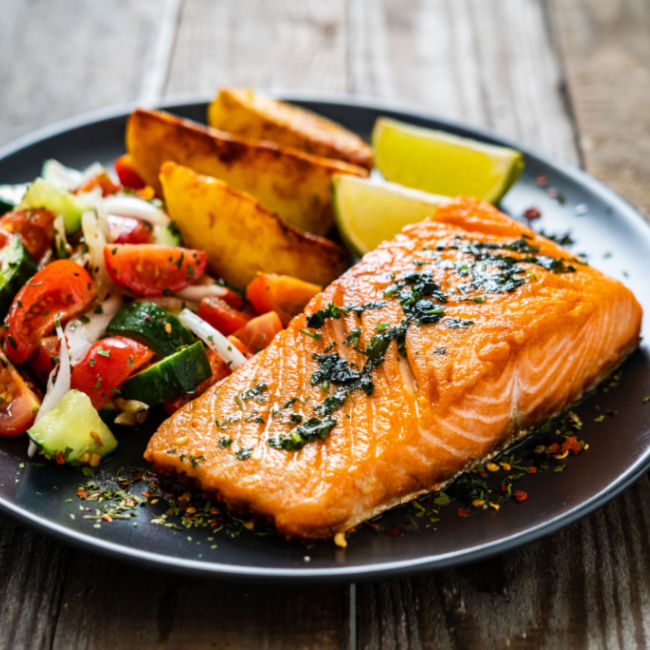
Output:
[
  {"xmin": 107, "ymin": 301, "xmax": 194, "ymax": 357},
  {"xmin": 19, "ymin": 178, "xmax": 89, "ymax": 233},
  {"xmin": 152, "ymin": 221, "xmax": 182, "ymax": 246},
  {"xmin": 120, "ymin": 341, "xmax": 211, "ymax": 406},
  {"xmin": 0, "ymin": 238, "xmax": 37, "ymax": 318},
  {"xmin": 0, "ymin": 184, "xmax": 28, "ymax": 216},
  {"xmin": 28, "ymin": 390, "xmax": 118, "ymax": 466}
]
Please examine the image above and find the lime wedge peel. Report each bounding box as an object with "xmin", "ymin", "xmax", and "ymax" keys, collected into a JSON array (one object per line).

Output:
[
  {"xmin": 332, "ymin": 174, "xmax": 450, "ymax": 257},
  {"xmin": 372, "ymin": 117, "xmax": 524, "ymax": 204}
]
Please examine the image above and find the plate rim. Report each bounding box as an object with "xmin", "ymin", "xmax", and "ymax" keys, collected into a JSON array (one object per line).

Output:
[{"xmin": 1, "ymin": 94, "xmax": 649, "ymax": 582}]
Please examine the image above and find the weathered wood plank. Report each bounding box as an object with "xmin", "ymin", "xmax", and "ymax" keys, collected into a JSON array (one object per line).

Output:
[
  {"xmin": 0, "ymin": 519, "xmax": 69, "ymax": 650},
  {"xmin": 52, "ymin": 556, "xmax": 349, "ymax": 649},
  {"xmin": 550, "ymin": 0, "xmax": 650, "ymax": 218},
  {"xmin": 165, "ymin": 0, "xmax": 348, "ymax": 97},
  {"xmin": 0, "ymin": 0, "xmax": 177, "ymax": 147}
]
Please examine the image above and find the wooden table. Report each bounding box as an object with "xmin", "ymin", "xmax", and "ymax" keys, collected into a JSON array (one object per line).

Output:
[{"xmin": 1, "ymin": 1, "xmax": 649, "ymax": 647}]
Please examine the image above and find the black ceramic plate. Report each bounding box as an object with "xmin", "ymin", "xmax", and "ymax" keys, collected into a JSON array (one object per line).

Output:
[{"xmin": 0, "ymin": 97, "xmax": 648, "ymax": 581}]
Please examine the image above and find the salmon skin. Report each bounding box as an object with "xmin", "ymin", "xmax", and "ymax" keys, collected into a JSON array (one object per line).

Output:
[{"xmin": 145, "ymin": 198, "xmax": 642, "ymax": 539}]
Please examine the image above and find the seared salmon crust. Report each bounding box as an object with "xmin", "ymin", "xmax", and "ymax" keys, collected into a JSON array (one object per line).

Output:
[{"xmin": 145, "ymin": 198, "xmax": 642, "ymax": 539}]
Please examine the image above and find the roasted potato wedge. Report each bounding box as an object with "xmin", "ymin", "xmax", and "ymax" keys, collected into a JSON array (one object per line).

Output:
[
  {"xmin": 208, "ymin": 88, "xmax": 374, "ymax": 170},
  {"xmin": 159, "ymin": 162, "xmax": 349, "ymax": 288},
  {"xmin": 126, "ymin": 108, "xmax": 367, "ymax": 236}
]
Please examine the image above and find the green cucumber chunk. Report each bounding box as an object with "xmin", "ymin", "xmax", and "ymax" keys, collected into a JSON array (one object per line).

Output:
[
  {"xmin": 28, "ymin": 390, "xmax": 118, "ymax": 466},
  {"xmin": 107, "ymin": 301, "xmax": 194, "ymax": 357},
  {"xmin": 152, "ymin": 221, "xmax": 182, "ymax": 246},
  {"xmin": 0, "ymin": 184, "xmax": 28, "ymax": 216},
  {"xmin": 120, "ymin": 341, "xmax": 211, "ymax": 406},
  {"xmin": 0, "ymin": 238, "xmax": 37, "ymax": 318},
  {"xmin": 19, "ymin": 178, "xmax": 89, "ymax": 233}
]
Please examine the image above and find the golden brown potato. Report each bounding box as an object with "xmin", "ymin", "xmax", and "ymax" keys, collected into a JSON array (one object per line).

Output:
[
  {"xmin": 126, "ymin": 108, "xmax": 367, "ymax": 236},
  {"xmin": 208, "ymin": 88, "xmax": 374, "ymax": 170},
  {"xmin": 159, "ymin": 162, "xmax": 349, "ymax": 288}
]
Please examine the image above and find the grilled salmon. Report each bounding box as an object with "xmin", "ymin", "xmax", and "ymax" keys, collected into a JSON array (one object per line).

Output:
[{"xmin": 145, "ymin": 198, "xmax": 642, "ymax": 539}]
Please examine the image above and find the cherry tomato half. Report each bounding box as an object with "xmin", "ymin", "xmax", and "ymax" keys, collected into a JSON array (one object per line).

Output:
[
  {"xmin": 163, "ymin": 348, "xmax": 231, "ymax": 415},
  {"xmin": 0, "ymin": 208, "xmax": 55, "ymax": 261},
  {"xmin": 246, "ymin": 273, "xmax": 321, "ymax": 326},
  {"xmin": 114, "ymin": 154, "xmax": 145, "ymax": 190},
  {"xmin": 197, "ymin": 296, "xmax": 250, "ymax": 336},
  {"xmin": 233, "ymin": 311, "xmax": 283, "ymax": 353},
  {"xmin": 5, "ymin": 260, "xmax": 96, "ymax": 365},
  {"xmin": 0, "ymin": 350, "xmax": 41, "ymax": 436},
  {"xmin": 29, "ymin": 335, "xmax": 60, "ymax": 386},
  {"xmin": 104, "ymin": 244, "xmax": 206, "ymax": 297},
  {"xmin": 70, "ymin": 336, "xmax": 154, "ymax": 409},
  {"xmin": 106, "ymin": 214, "xmax": 153, "ymax": 244}
]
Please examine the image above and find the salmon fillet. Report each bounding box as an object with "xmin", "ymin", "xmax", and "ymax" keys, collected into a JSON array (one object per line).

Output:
[{"xmin": 145, "ymin": 198, "xmax": 642, "ymax": 539}]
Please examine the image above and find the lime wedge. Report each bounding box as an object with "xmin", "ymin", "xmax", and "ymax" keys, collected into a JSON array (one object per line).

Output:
[
  {"xmin": 372, "ymin": 117, "xmax": 524, "ymax": 203},
  {"xmin": 333, "ymin": 175, "xmax": 449, "ymax": 256}
]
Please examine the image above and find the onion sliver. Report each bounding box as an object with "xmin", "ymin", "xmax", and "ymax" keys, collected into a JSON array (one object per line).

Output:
[{"xmin": 178, "ymin": 309, "xmax": 246, "ymax": 370}]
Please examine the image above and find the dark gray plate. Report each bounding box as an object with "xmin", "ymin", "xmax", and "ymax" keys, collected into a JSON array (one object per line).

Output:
[{"xmin": 0, "ymin": 97, "xmax": 648, "ymax": 581}]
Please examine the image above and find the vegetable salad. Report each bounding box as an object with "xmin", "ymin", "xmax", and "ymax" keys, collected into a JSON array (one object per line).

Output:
[{"xmin": 0, "ymin": 156, "xmax": 321, "ymax": 466}]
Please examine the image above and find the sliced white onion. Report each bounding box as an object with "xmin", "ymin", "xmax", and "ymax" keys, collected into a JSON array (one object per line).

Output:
[
  {"xmin": 53, "ymin": 214, "xmax": 71, "ymax": 260},
  {"xmin": 175, "ymin": 284, "xmax": 238, "ymax": 303},
  {"xmin": 28, "ymin": 324, "xmax": 71, "ymax": 456},
  {"xmin": 178, "ymin": 308, "xmax": 246, "ymax": 370},
  {"xmin": 102, "ymin": 195, "xmax": 169, "ymax": 227},
  {"xmin": 65, "ymin": 294, "xmax": 123, "ymax": 365},
  {"xmin": 81, "ymin": 210, "xmax": 112, "ymax": 300}
]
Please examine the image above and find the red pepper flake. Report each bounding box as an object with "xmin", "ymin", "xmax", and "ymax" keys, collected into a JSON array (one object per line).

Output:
[
  {"xmin": 513, "ymin": 490, "xmax": 528, "ymax": 503},
  {"xmin": 500, "ymin": 484, "xmax": 507, "ymax": 493},
  {"xmin": 55, "ymin": 451, "xmax": 65, "ymax": 465},
  {"xmin": 141, "ymin": 490, "xmax": 152, "ymax": 498},
  {"xmin": 528, "ymin": 466, "xmax": 537, "ymax": 474},
  {"xmin": 547, "ymin": 187, "xmax": 558, "ymax": 199},
  {"xmin": 388, "ymin": 525, "xmax": 404, "ymax": 537},
  {"xmin": 478, "ymin": 471, "xmax": 489, "ymax": 478},
  {"xmin": 83, "ymin": 506, "xmax": 92, "ymax": 512},
  {"xmin": 457, "ymin": 507, "xmax": 470, "ymax": 518},
  {"xmin": 561, "ymin": 435, "xmax": 583, "ymax": 456},
  {"xmin": 76, "ymin": 489, "xmax": 88, "ymax": 499},
  {"xmin": 546, "ymin": 442, "xmax": 561, "ymax": 455},
  {"xmin": 366, "ymin": 521, "xmax": 381, "ymax": 531},
  {"xmin": 524, "ymin": 207, "xmax": 542, "ymax": 221},
  {"xmin": 536, "ymin": 174, "xmax": 548, "ymax": 187},
  {"xmin": 101, "ymin": 514, "xmax": 112, "ymax": 522}
]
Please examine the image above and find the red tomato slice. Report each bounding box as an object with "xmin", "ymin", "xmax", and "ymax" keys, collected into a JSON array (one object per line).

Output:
[
  {"xmin": 106, "ymin": 214, "xmax": 153, "ymax": 244},
  {"xmin": 197, "ymin": 297, "xmax": 250, "ymax": 335},
  {"xmin": 163, "ymin": 348, "xmax": 231, "ymax": 415},
  {"xmin": 227, "ymin": 335, "xmax": 252, "ymax": 358},
  {"xmin": 77, "ymin": 171, "xmax": 120, "ymax": 197},
  {"xmin": 233, "ymin": 311, "xmax": 283, "ymax": 353},
  {"xmin": 0, "ymin": 350, "xmax": 40, "ymax": 436},
  {"xmin": 70, "ymin": 336, "xmax": 154, "ymax": 409},
  {"xmin": 5, "ymin": 260, "xmax": 96, "ymax": 365},
  {"xmin": 0, "ymin": 208, "xmax": 55, "ymax": 260},
  {"xmin": 104, "ymin": 245, "xmax": 206, "ymax": 297},
  {"xmin": 114, "ymin": 154, "xmax": 145, "ymax": 190},
  {"xmin": 246, "ymin": 273, "xmax": 321, "ymax": 326},
  {"xmin": 30, "ymin": 335, "xmax": 60, "ymax": 386}
]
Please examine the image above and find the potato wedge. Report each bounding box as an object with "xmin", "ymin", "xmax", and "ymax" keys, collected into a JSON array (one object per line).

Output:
[
  {"xmin": 159, "ymin": 162, "xmax": 349, "ymax": 288},
  {"xmin": 208, "ymin": 88, "xmax": 374, "ymax": 170},
  {"xmin": 126, "ymin": 108, "xmax": 367, "ymax": 236}
]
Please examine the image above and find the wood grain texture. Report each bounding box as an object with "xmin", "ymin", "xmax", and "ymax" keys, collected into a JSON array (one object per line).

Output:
[
  {"xmin": 347, "ymin": 0, "xmax": 578, "ymax": 162},
  {"xmin": 165, "ymin": 0, "xmax": 348, "ymax": 97},
  {"xmin": 0, "ymin": 0, "xmax": 649, "ymax": 648},
  {"xmin": 551, "ymin": 0, "xmax": 650, "ymax": 218},
  {"xmin": 52, "ymin": 556, "xmax": 349, "ymax": 649}
]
